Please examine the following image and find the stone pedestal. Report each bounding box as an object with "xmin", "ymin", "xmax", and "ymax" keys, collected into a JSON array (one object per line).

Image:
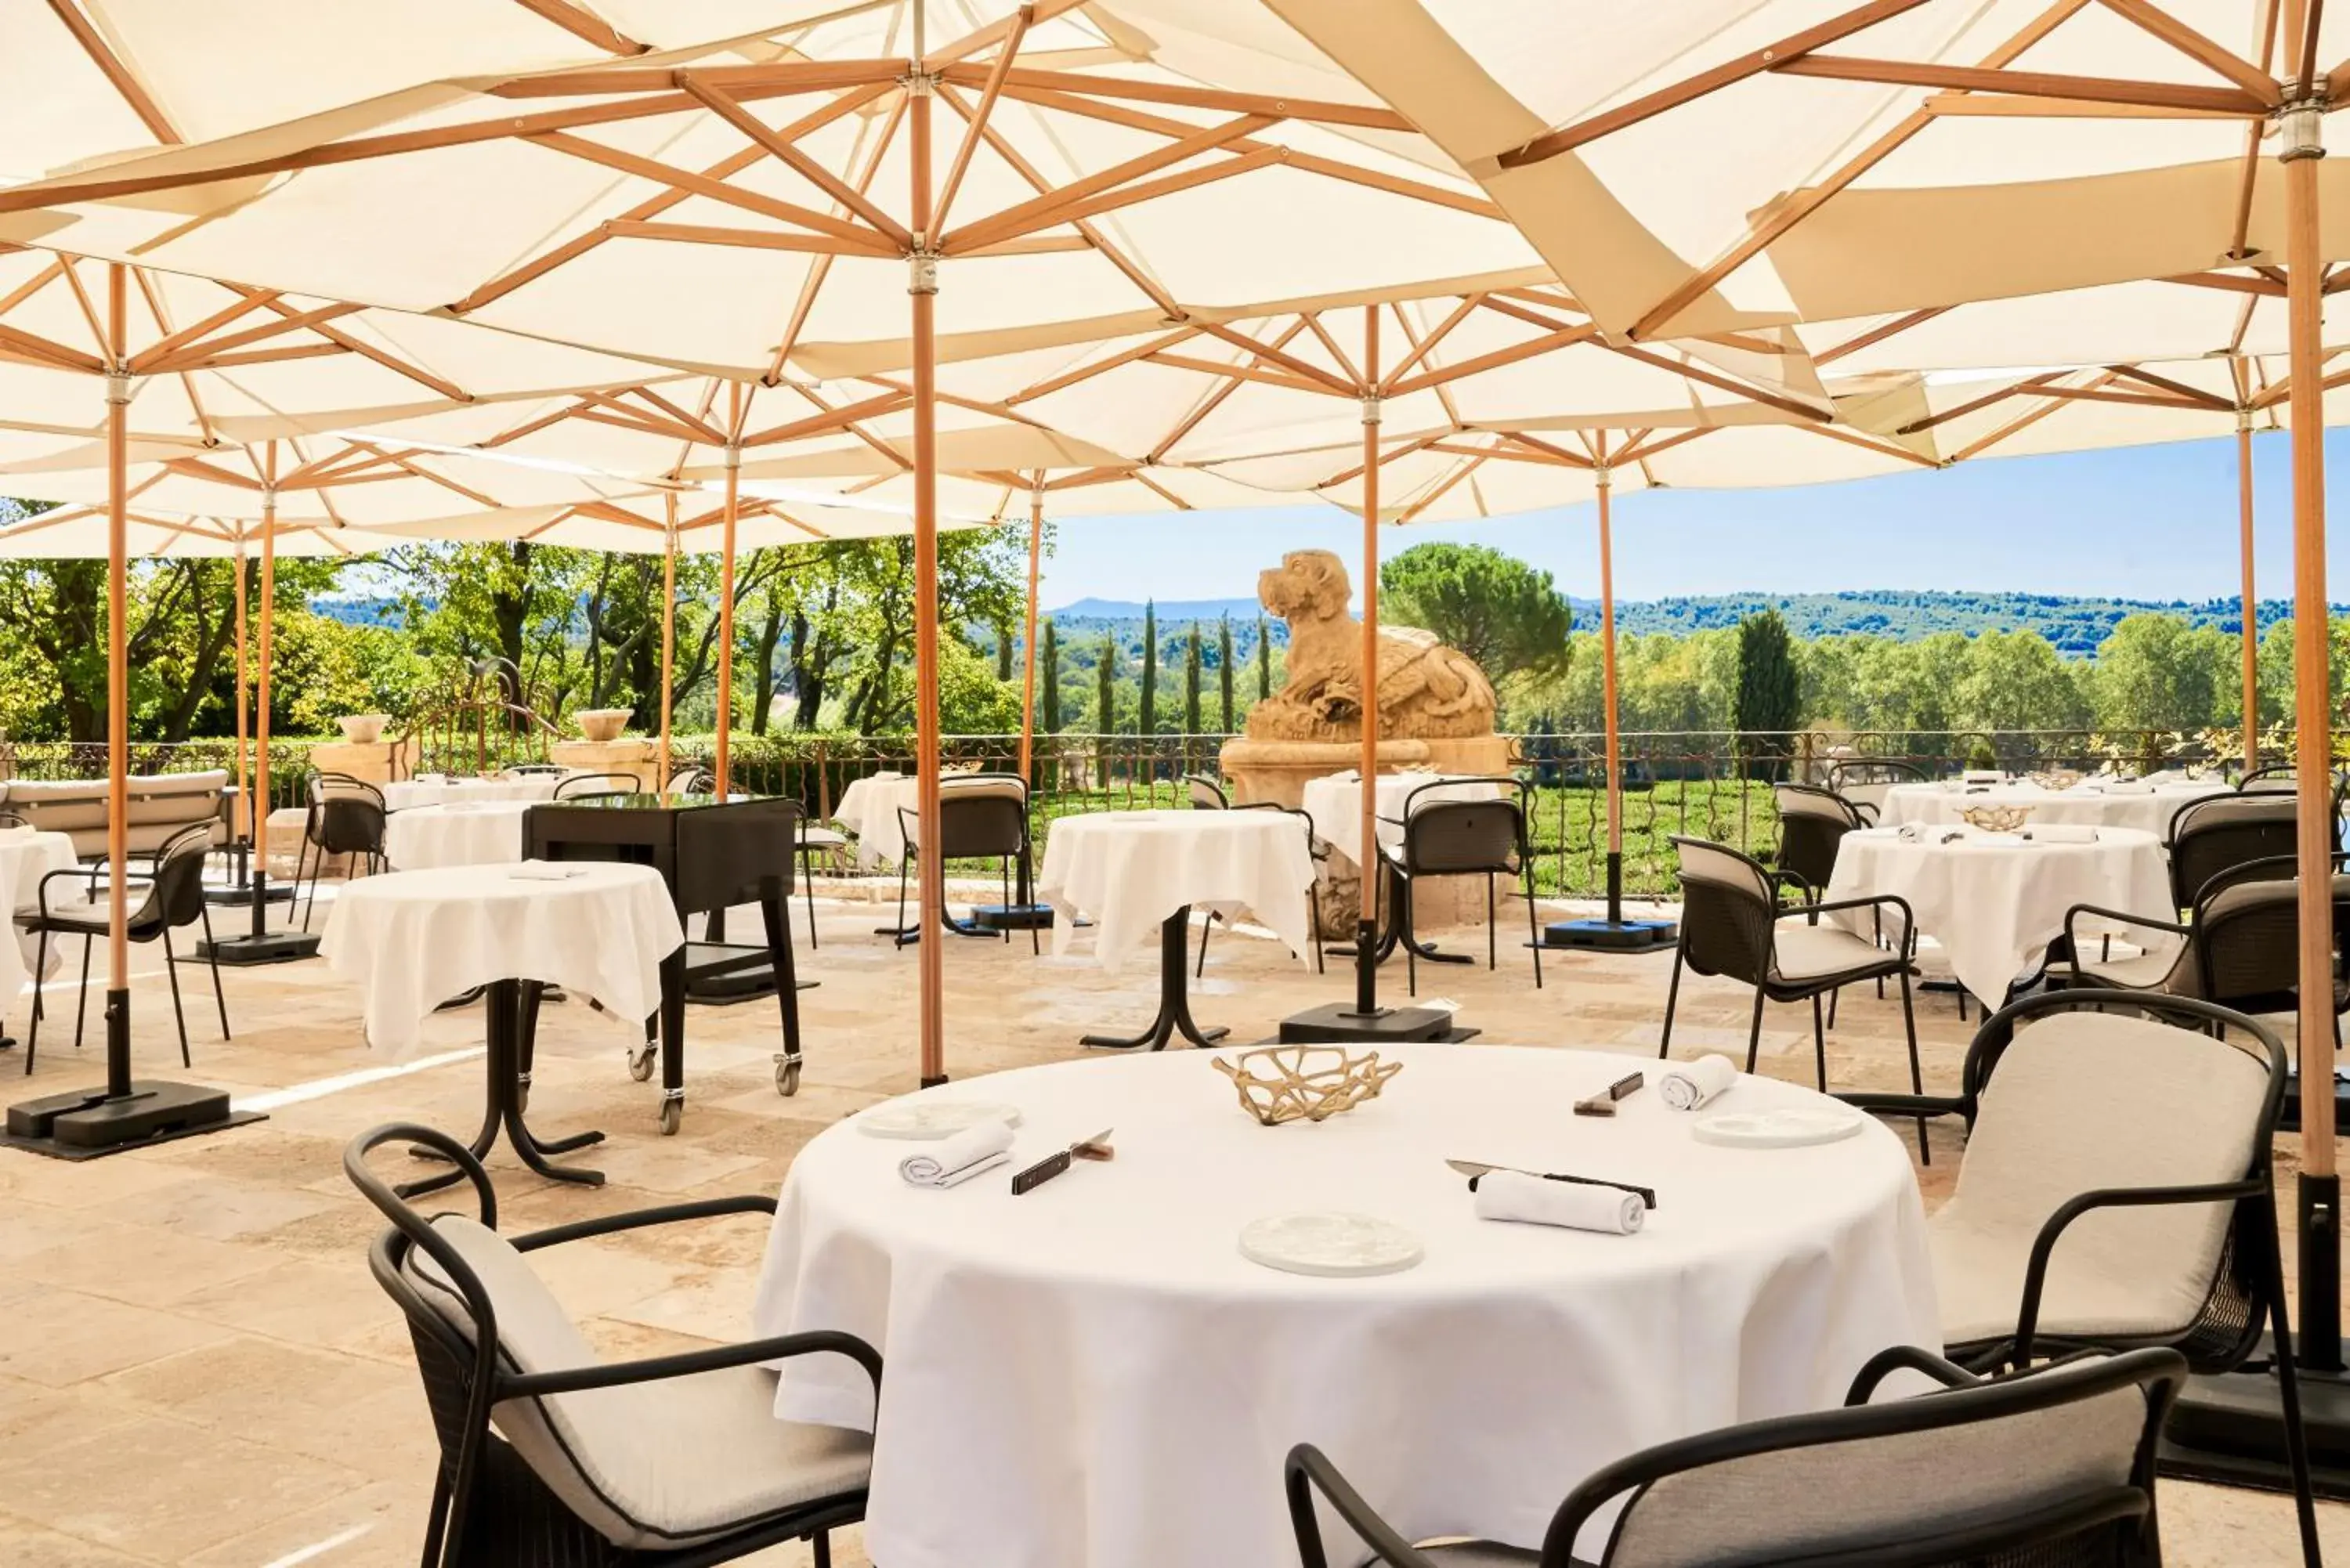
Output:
[
  {"xmin": 1219, "ymin": 735, "xmax": 1516, "ymax": 940},
  {"xmin": 549, "ymin": 737, "xmax": 658, "ymax": 789},
  {"xmin": 307, "ymin": 737, "xmax": 419, "ymax": 785}
]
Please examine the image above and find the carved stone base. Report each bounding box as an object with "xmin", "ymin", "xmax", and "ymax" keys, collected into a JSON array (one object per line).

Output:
[
  {"xmin": 1216, "ymin": 735, "xmax": 1511, "ymax": 808},
  {"xmin": 549, "ymin": 738, "xmax": 659, "ymax": 789},
  {"xmin": 306, "ymin": 738, "xmax": 419, "ymax": 786}
]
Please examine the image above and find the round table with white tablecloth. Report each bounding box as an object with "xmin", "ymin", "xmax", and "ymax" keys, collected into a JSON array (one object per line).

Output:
[
  {"xmin": 378, "ymin": 775, "xmax": 560, "ymax": 812},
  {"xmin": 0, "ymin": 829, "xmax": 80, "ymax": 1033},
  {"xmin": 830, "ymin": 772, "xmax": 919, "ymax": 869},
  {"xmin": 381, "ymin": 800, "xmax": 533, "ymax": 870},
  {"xmin": 750, "ymin": 1046, "xmax": 1938, "ymax": 1568},
  {"xmin": 1824, "ymin": 825, "xmax": 2172, "ymax": 1005},
  {"xmin": 1879, "ymin": 779, "xmax": 2227, "ymax": 837},
  {"xmin": 1299, "ymin": 769, "xmax": 1502, "ymax": 870}
]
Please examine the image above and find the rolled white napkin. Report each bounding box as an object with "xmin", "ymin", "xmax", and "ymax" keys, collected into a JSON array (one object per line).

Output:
[
  {"xmin": 898, "ymin": 1118, "xmax": 1014, "ymax": 1187},
  {"xmin": 1658, "ymin": 1053, "xmax": 1738, "ymax": 1111},
  {"xmin": 1473, "ymin": 1170, "xmax": 1643, "ymax": 1235},
  {"xmin": 2028, "ymin": 824, "xmax": 2097, "ymax": 844}
]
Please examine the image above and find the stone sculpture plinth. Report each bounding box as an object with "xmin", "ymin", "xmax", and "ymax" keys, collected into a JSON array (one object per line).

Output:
[
  {"xmin": 549, "ymin": 737, "xmax": 659, "ymax": 789},
  {"xmin": 306, "ymin": 736, "xmax": 420, "ymax": 786}
]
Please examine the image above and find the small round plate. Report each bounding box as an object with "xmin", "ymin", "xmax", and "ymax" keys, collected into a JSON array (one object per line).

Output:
[
  {"xmin": 1239, "ymin": 1212, "xmax": 1423, "ymax": 1277},
  {"xmin": 855, "ymin": 1100, "xmax": 1022, "ymax": 1140},
  {"xmin": 1691, "ymin": 1105, "xmax": 1865, "ymax": 1149}
]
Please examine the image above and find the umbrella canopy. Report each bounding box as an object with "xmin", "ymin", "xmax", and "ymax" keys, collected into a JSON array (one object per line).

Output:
[{"xmin": 0, "ymin": 501, "xmax": 401, "ymax": 558}]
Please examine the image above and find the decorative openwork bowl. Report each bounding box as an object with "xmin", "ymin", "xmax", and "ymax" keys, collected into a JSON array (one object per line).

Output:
[
  {"xmin": 574, "ymin": 707, "xmax": 631, "ymax": 742},
  {"xmin": 1213, "ymin": 1045, "xmax": 1403, "ymax": 1126},
  {"xmin": 1960, "ymin": 804, "xmax": 2034, "ymax": 833},
  {"xmin": 336, "ymin": 714, "xmax": 390, "ymax": 744}
]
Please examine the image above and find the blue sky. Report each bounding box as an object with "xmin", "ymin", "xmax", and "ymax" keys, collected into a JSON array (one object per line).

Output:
[{"xmin": 1039, "ymin": 428, "xmax": 2350, "ymax": 611}]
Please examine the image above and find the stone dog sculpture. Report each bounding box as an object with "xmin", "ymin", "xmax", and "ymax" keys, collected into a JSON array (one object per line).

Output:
[{"xmin": 1247, "ymin": 549, "xmax": 1497, "ymax": 742}]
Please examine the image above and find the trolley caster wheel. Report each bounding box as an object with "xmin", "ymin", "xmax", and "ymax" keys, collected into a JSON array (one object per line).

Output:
[
  {"xmin": 775, "ymin": 1057, "xmax": 801, "ymax": 1097},
  {"xmin": 659, "ymin": 1097, "xmax": 682, "ymax": 1136},
  {"xmin": 627, "ymin": 1043, "xmax": 656, "ymax": 1082}
]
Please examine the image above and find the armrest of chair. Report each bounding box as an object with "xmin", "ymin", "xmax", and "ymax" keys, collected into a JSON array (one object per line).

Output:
[
  {"xmin": 506, "ymin": 1327, "xmax": 882, "ymax": 1402},
  {"xmin": 1284, "ymin": 1443, "xmax": 1441, "ymax": 1568},
  {"xmin": 2011, "ymin": 1179, "xmax": 2267, "ymax": 1366},
  {"xmin": 2061, "ymin": 903, "xmax": 2188, "ymax": 966},
  {"xmin": 1781, "ymin": 893, "xmax": 1918, "ymax": 956},
  {"xmin": 36, "ymin": 864, "xmax": 150, "ymax": 919},
  {"xmin": 1845, "ymin": 1345, "xmax": 1985, "ymax": 1404},
  {"xmin": 512, "ymin": 1193, "xmax": 779, "ymax": 1252},
  {"xmin": 1853, "ymin": 801, "xmax": 1881, "ymax": 825},
  {"xmin": 1837, "ymin": 1089, "xmax": 1969, "ymax": 1125}
]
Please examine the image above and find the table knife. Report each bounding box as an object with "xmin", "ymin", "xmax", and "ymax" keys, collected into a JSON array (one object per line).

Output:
[
  {"xmin": 1445, "ymin": 1158, "xmax": 1657, "ymax": 1209},
  {"xmin": 1011, "ymin": 1128, "xmax": 1115, "ymax": 1195}
]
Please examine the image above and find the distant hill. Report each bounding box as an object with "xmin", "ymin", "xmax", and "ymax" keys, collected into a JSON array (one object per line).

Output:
[{"xmin": 1055, "ymin": 589, "xmax": 2338, "ymax": 659}]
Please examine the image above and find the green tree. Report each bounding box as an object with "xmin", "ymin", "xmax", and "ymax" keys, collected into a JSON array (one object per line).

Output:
[
  {"xmin": 1732, "ymin": 609, "xmax": 1801, "ymax": 780},
  {"xmin": 1139, "ymin": 600, "xmax": 1158, "ymax": 735},
  {"xmin": 1256, "ymin": 613, "xmax": 1273, "ymax": 703},
  {"xmin": 2090, "ymin": 613, "xmax": 2222, "ymax": 735},
  {"xmin": 1039, "ymin": 617, "xmax": 1060, "ymax": 733},
  {"xmin": 1184, "ymin": 622, "xmax": 1203, "ymax": 732},
  {"xmin": 1217, "ymin": 616, "xmax": 1236, "ymax": 731},
  {"xmin": 1379, "ymin": 541, "xmax": 1573, "ymax": 681},
  {"xmin": 1956, "ymin": 629, "xmax": 2088, "ymax": 733},
  {"xmin": 1096, "ymin": 629, "xmax": 1118, "ymax": 732}
]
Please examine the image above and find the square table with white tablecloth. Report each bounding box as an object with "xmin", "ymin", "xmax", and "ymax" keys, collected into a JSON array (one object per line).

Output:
[
  {"xmin": 1880, "ymin": 779, "xmax": 2228, "ymax": 838},
  {"xmin": 0, "ymin": 829, "xmax": 79, "ymax": 1031},
  {"xmin": 382, "ymin": 800, "xmax": 533, "ymax": 870},
  {"xmin": 831, "ymin": 773, "xmax": 921, "ymax": 869},
  {"xmin": 751, "ymin": 1046, "xmax": 1939, "ymax": 1568},
  {"xmin": 378, "ymin": 775, "xmax": 561, "ymax": 812},
  {"xmin": 1825, "ymin": 826, "xmax": 2172, "ymax": 1005},
  {"xmin": 1300, "ymin": 770, "xmax": 1502, "ymax": 869}
]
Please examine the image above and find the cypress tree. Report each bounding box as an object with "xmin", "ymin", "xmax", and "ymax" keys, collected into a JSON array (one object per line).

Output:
[
  {"xmin": 1256, "ymin": 614, "xmax": 1273, "ymax": 701},
  {"xmin": 1096, "ymin": 629, "xmax": 1117, "ymax": 731},
  {"xmin": 1732, "ymin": 609, "xmax": 1802, "ymax": 782},
  {"xmin": 995, "ymin": 619, "xmax": 1014, "ymax": 681},
  {"xmin": 1039, "ymin": 618, "xmax": 1060, "ymax": 733},
  {"xmin": 1217, "ymin": 616, "xmax": 1236, "ymax": 731},
  {"xmin": 1184, "ymin": 622, "xmax": 1204, "ymax": 732},
  {"xmin": 1139, "ymin": 600, "xmax": 1159, "ymax": 735}
]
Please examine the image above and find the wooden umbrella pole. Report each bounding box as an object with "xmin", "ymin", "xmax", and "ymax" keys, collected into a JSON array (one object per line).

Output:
[
  {"xmin": 658, "ymin": 490, "xmax": 677, "ymax": 791},
  {"xmin": 714, "ymin": 386, "xmax": 743, "ymax": 796},
  {"xmin": 254, "ymin": 444, "xmax": 279, "ymax": 927},
  {"xmin": 1353, "ymin": 305, "xmax": 1383, "ymax": 1017},
  {"xmin": 2240, "ymin": 412, "xmax": 2260, "ymax": 774},
  {"xmin": 2283, "ymin": 95, "xmax": 2341, "ymax": 1372},
  {"xmin": 911, "ymin": 40, "xmax": 949, "ymax": 1087},
  {"xmin": 103, "ymin": 263, "xmax": 132, "ymax": 1089},
  {"xmin": 1598, "ymin": 455, "xmax": 1624, "ymax": 924},
  {"xmin": 1018, "ymin": 474, "xmax": 1043, "ymax": 782},
  {"xmin": 233, "ymin": 533, "xmax": 250, "ymax": 844}
]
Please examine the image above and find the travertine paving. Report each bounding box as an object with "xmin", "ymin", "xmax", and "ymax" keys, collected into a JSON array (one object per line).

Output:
[{"xmin": 0, "ymin": 889, "xmax": 2337, "ymax": 1566}]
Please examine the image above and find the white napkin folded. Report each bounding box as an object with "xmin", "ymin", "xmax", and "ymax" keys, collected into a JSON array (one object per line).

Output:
[
  {"xmin": 507, "ymin": 862, "xmax": 583, "ymax": 880},
  {"xmin": 1658, "ymin": 1053, "xmax": 1738, "ymax": 1111},
  {"xmin": 870, "ymin": 770, "xmax": 903, "ymax": 782},
  {"xmin": 2027, "ymin": 824, "xmax": 2098, "ymax": 844},
  {"xmin": 898, "ymin": 1118, "xmax": 1014, "ymax": 1187},
  {"xmin": 1473, "ymin": 1170, "xmax": 1643, "ymax": 1235}
]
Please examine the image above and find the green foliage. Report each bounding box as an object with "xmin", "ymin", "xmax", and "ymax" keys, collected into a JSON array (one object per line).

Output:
[
  {"xmin": 1380, "ymin": 541, "xmax": 1572, "ymax": 681},
  {"xmin": 1095, "ymin": 629, "xmax": 1117, "ymax": 732},
  {"xmin": 1039, "ymin": 618, "xmax": 1060, "ymax": 734},
  {"xmin": 1732, "ymin": 610, "xmax": 1801, "ymax": 779},
  {"xmin": 1217, "ymin": 616, "xmax": 1235, "ymax": 732},
  {"xmin": 1256, "ymin": 614, "xmax": 1272, "ymax": 703},
  {"xmin": 1183, "ymin": 622, "xmax": 1203, "ymax": 733},
  {"xmin": 1138, "ymin": 600, "xmax": 1158, "ymax": 735}
]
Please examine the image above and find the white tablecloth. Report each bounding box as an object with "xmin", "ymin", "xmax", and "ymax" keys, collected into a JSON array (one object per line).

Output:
[
  {"xmin": 382, "ymin": 801, "xmax": 533, "ymax": 870},
  {"xmin": 751, "ymin": 1046, "xmax": 1937, "ymax": 1568},
  {"xmin": 1037, "ymin": 808, "xmax": 1316, "ymax": 970},
  {"xmin": 319, "ymin": 862, "xmax": 683, "ymax": 1054},
  {"xmin": 378, "ymin": 776, "xmax": 560, "ymax": 812},
  {"xmin": 1825, "ymin": 826, "xmax": 2172, "ymax": 1003},
  {"xmin": 1300, "ymin": 771, "xmax": 1502, "ymax": 869},
  {"xmin": 832, "ymin": 774, "xmax": 920, "ymax": 869},
  {"xmin": 1880, "ymin": 780, "xmax": 2227, "ymax": 838},
  {"xmin": 0, "ymin": 830, "xmax": 79, "ymax": 1019}
]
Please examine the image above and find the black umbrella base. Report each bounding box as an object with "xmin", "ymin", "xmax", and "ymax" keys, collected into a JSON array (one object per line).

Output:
[
  {"xmin": 1278, "ymin": 1002, "xmax": 1473, "ymax": 1045},
  {"xmin": 972, "ymin": 902, "xmax": 1054, "ymax": 931},
  {"xmin": 2164, "ymin": 1353, "xmax": 2350, "ymax": 1503},
  {"xmin": 1544, "ymin": 917, "xmax": 1676, "ymax": 952},
  {"xmin": 200, "ymin": 929, "xmax": 321, "ymax": 966},
  {"xmin": 4, "ymin": 1079, "xmax": 258, "ymax": 1159},
  {"xmin": 2279, "ymin": 1068, "xmax": 2350, "ymax": 1136},
  {"xmin": 205, "ymin": 882, "xmax": 294, "ymax": 909}
]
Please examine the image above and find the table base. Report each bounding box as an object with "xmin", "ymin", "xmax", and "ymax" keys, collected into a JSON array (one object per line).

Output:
[
  {"xmin": 1081, "ymin": 908, "xmax": 1231, "ymax": 1052},
  {"xmin": 399, "ymin": 977, "xmax": 604, "ymax": 1196}
]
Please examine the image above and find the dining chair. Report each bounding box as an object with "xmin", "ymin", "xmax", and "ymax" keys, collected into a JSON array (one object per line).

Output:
[
  {"xmin": 666, "ymin": 766, "xmax": 715, "ymax": 796},
  {"xmin": 296, "ymin": 771, "xmax": 388, "ymax": 930},
  {"xmin": 2239, "ymin": 762, "xmax": 2299, "ymax": 794},
  {"xmin": 1376, "ymin": 776, "xmax": 1542, "ymax": 995},
  {"xmin": 345, "ymin": 1122, "xmax": 878, "ymax": 1568},
  {"xmin": 2054, "ymin": 854, "xmax": 2350, "ymax": 1022},
  {"xmin": 1660, "ymin": 836, "xmax": 1928, "ymax": 1154},
  {"xmin": 1185, "ymin": 775, "xmax": 1328, "ymax": 977},
  {"xmin": 1770, "ymin": 782, "xmax": 1875, "ymax": 899},
  {"xmin": 794, "ymin": 814, "xmax": 850, "ymax": 951},
  {"xmin": 1285, "ymin": 1345, "xmax": 2186, "ymax": 1568},
  {"xmin": 1909, "ymin": 988, "xmax": 2318, "ymax": 1563},
  {"xmin": 2165, "ymin": 792, "xmax": 2302, "ymax": 912},
  {"xmin": 553, "ymin": 771, "xmax": 642, "ymax": 800},
  {"xmin": 1824, "ymin": 757, "xmax": 1926, "ymax": 818},
  {"xmin": 895, "ymin": 773, "xmax": 1036, "ymax": 952},
  {"xmin": 21, "ymin": 821, "xmax": 228, "ymax": 1073}
]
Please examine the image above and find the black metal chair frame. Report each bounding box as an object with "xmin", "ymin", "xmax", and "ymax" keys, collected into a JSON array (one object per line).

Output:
[
  {"xmin": 1826, "ymin": 757, "xmax": 1929, "ymax": 789},
  {"xmin": 1853, "ymin": 989, "xmax": 2319, "ymax": 1564},
  {"xmin": 346, "ymin": 1122, "xmax": 877, "ymax": 1568},
  {"xmin": 1285, "ymin": 1344, "xmax": 2186, "ymax": 1568},
  {"xmin": 667, "ymin": 767, "xmax": 716, "ymax": 795},
  {"xmin": 2059, "ymin": 851, "xmax": 2350, "ymax": 1017},
  {"xmin": 296, "ymin": 771, "xmax": 389, "ymax": 931},
  {"xmin": 22, "ymin": 820, "xmax": 228, "ymax": 1074},
  {"xmin": 2163, "ymin": 786, "xmax": 2334, "ymax": 913},
  {"xmin": 1186, "ymin": 775, "xmax": 1329, "ymax": 978},
  {"xmin": 1374, "ymin": 775, "xmax": 1542, "ymax": 995},
  {"xmin": 1770, "ymin": 782, "xmax": 1877, "ymax": 902},
  {"xmin": 794, "ymin": 816, "xmax": 849, "ymax": 951},
  {"xmin": 1659, "ymin": 836, "xmax": 1929, "ymax": 1156},
  {"xmin": 893, "ymin": 775, "xmax": 1038, "ymax": 952},
  {"xmin": 553, "ymin": 772, "xmax": 645, "ymax": 801}
]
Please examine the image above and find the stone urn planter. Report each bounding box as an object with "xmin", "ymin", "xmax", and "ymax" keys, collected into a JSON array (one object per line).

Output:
[
  {"xmin": 574, "ymin": 707, "xmax": 632, "ymax": 743},
  {"xmin": 336, "ymin": 714, "xmax": 391, "ymax": 744}
]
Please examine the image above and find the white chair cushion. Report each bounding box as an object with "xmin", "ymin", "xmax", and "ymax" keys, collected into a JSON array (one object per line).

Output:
[
  {"xmin": 2047, "ymin": 944, "xmax": 2192, "ymax": 995},
  {"xmin": 404, "ymin": 1215, "xmax": 870, "ymax": 1550},
  {"xmin": 1770, "ymin": 921, "xmax": 1898, "ymax": 984},
  {"xmin": 1930, "ymin": 1012, "xmax": 2268, "ymax": 1348}
]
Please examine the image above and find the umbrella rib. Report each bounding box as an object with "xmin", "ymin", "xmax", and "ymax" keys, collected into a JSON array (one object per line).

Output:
[
  {"xmin": 1813, "ymin": 306, "xmax": 1950, "ymax": 366},
  {"xmin": 1147, "ymin": 320, "xmax": 1312, "ymax": 460},
  {"xmin": 931, "ymin": 9, "xmax": 1032, "ymax": 236},
  {"xmin": 675, "ymin": 74, "xmax": 914, "ymax": 247},
  {"xmin": 530, "ymin": 131, "xmax": 896, "ymax": 251},
  {"xmin": 2092, "ymin": 0, "xmax": 2282, "ymax": 101},
  {"xmin": 933, "ymin": 63, "xmax": 1413, "ymax": 131},
  {"xmin": 1383, "ymin": 301, "xmax": 1466, "ymax": 428},
  {"xmin": 141, "ymin": 302, "xmax": 365, "ymax": 374},
  {"xmin": 125, "ymin": 285, "xmax": 280, "ymax": 370},
  {"xmin": 1300, "ymin": 311, "xmax": 1366, "ymax": 390},
  {"xmin": 941, "ymin": 113, "xmax": 1274, "ymax": 255},
  {"xmin": 509, "ymin": 0, "xmax": 649, "ymax": 56},
  {"xmin": 43, "ymin": 0, "xmax": 180, "ymax": 143},
  {"xmin": 765, "ymin": 89, "xmax": 908, "ymax": 383},
  {"xmin": 1383, "ymin": 294, "xmax": 1485, "ymax": 385},
  {"xmin": 126, "ymin": 270, "xmax": 222, "ymax": 447}
]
